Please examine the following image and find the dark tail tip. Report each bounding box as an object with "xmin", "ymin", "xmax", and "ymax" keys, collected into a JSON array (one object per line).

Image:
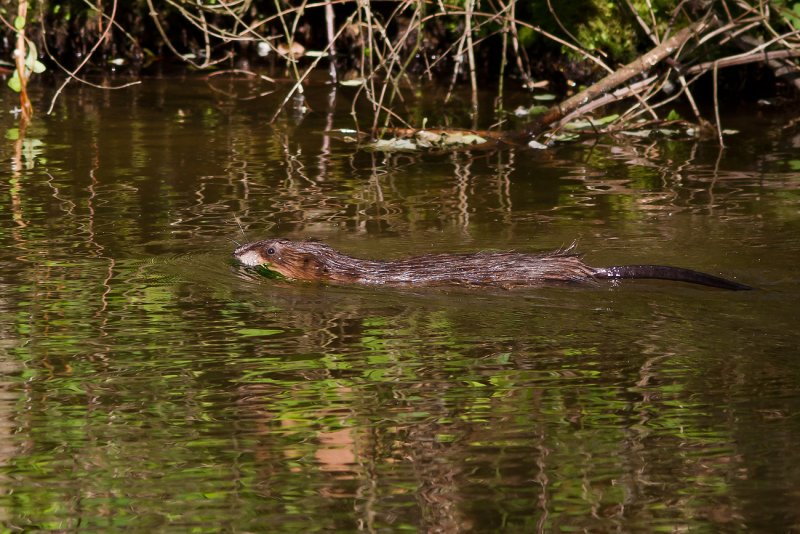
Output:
[{"xmin": 596, "ymin": 265, "xmax": 753, "ymax": 291}]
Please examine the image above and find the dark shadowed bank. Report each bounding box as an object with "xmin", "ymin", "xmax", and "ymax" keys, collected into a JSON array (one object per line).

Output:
[{"xmin": 2, "ymin": 0, "xmax": 799, "ymax": 137}]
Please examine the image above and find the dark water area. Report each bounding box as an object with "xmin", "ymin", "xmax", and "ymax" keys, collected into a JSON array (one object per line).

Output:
[{"xmin": 0, "ymin": 75, "xmax": 799, "ymax": 531}]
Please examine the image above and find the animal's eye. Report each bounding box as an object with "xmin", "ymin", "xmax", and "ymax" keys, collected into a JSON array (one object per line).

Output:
[{"xmin": 267, "ymin": 247, "xmax": 276, "ymax": 255}]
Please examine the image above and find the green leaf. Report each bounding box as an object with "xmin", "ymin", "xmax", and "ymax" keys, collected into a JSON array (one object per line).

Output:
[
  {"xmin": 14, "ymin": 16, "xmax": 25, "ymax": 30},
  {"xmin": 564, "ymin": 114, "xmax": 619, "ymax": 130},
  {"xmin": 370, "ymin": 138, "xmax": 418, "ymax": 151},
  {"xmin": 32, "ymin": 60, "xmax": 46, "ymax": 74},
  {"xmin": 666, "ymin": 109, "xmax": 683, "ymax": 121},
  {"xmin": 782, "ymin": 4, "xmax": 800, "ymax": 29},
  {"xmin": 254, "ymin": 265, "xmax": 286, "ymax": 279},
  {"xmin": 339, "ymin": 79, "xmax": 365, "ymax": 87},
  {"xmin": 236, "ymin": 328, "xmax": 284, "ymax": 337},
  {"xmin": 594, "ymin": 113, "xmax": 619, "ymax": 125},
  {"xmin": 548, "ymin": 132, "xmax": 579, "ymax": 142},
  {"xmin": 564, "ymin": 119, "xmax": 593, "ymax": 130},
  {"xmin": 7, "ymin": 71, "xmax": 21, "ymax": 93},
  {"xmin": 25, "ymin": 42, "xmax": 38, "ymax": 72},
  {"xmin": 527, "ymin": 105, "xmax": 548, "ymax": 115}
]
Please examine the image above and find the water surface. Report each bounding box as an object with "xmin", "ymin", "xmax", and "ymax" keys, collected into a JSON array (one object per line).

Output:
[{"xmin": 0, "ymin": 76, "xmax": 798, "ymax": 531}]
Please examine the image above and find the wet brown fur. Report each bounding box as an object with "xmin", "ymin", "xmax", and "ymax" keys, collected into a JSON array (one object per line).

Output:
[{"xmin": 233, "ymin": 238, "xmax": 751, "ymax": 290}]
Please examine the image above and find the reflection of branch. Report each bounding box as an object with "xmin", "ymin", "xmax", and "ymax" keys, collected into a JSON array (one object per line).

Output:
[
  {"xmin": 205, "ymin": 70, "xmax": 275, "ymax": 100},
  {"xmin": 10, "ymin": 119, "xmax": 28, "ymax": 227}
]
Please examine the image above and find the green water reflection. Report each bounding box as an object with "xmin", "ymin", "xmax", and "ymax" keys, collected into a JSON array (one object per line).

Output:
[{"xmin": 0, "ymin": 78, "xmax": 798, "ymax": 531}]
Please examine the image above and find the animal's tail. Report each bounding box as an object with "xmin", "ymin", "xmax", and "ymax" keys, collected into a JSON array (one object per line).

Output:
[{"xmin": 594, "ymin": 265, "xmax": 752, "ymax": 291}]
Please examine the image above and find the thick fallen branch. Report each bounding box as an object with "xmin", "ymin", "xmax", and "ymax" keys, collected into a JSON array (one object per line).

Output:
[
  {"xmin": 557, "ymin": 75, "xmax": 659, "ymax": 127},
  {"xmin": 686, "ymin": 47, "xmax": 800, "ymax": 76},
  {"xmin": 524, "ymin": 18, "xmax": 712, "ymax": 138}
]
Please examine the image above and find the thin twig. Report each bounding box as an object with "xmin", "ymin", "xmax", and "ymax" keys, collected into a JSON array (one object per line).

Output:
[
  {"xmin": 465, "ymin": 0, "xmax": 479, "ymax": 123},
  {"xmin": 546, "ymin": 0, "xmax": 589, "ymax": 49},
  {"xmin": 557, "ymin": 75, "xmax": 659, "ymax": 127},
  {"xmin": 713, "ymin": 61, "xmax": 724, "ymax": 147},
  {"xmin": 497, "ymin": 6, "xmax": 509, "ymax": 111},
  {"xmin": 147, "ymin": 0, "xmax": 231, "ymax": 68},
  {"xmin": 325, "ymin": 0, "xmax": 337, "ymax": 81},
  {"xmin": 526, "ymin": 18, "xmax": 710, "ymax": 137},
  {"xmin": 686, "ymin": 48, "xmax": 800, "ymax": 74},
  {"xmin": 623, "ymin": 0, "xmax": 659, "ymax": 45},
  {"xmin": 47, "ymin": 0, "xmax": 144, "ymax": 115},
  {"xmin": 269, "ymin": 10, "xmax": 358, "ymax": 123}
]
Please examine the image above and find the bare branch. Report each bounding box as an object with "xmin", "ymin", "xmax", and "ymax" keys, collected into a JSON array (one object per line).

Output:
[{"xmin": 526, "ymin": 18, "xmax": 712, "ymax": 137}]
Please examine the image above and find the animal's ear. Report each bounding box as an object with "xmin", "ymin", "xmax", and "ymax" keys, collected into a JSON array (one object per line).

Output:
[
  {"xmin": 299, "ymin": 253, "xmax": 327, "ymax": 274},
  {"xmin": 300, "ymin": 252, "xmax": 321, "ymax": 270}
]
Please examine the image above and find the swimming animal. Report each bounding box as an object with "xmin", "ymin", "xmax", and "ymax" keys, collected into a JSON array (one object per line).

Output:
[{"xmin": 233, "ymin": 238, "xmax": 752, "ymax": 290}]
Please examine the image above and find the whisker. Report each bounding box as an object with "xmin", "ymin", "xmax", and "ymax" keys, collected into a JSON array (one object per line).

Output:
[{"xmin": 234, "ymin": 216, "xmax": 248, "ymax": 240}]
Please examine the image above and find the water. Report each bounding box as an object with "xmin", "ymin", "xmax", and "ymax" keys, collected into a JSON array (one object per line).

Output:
[{"xmin": 0, "ymin": 76, "xmax": 798, "ymax": 531}]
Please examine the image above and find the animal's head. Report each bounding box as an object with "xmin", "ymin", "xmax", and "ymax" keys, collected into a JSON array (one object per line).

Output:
[{"xmin": 233, "ymin": 239, "xmax": 332, "ymax": 281}]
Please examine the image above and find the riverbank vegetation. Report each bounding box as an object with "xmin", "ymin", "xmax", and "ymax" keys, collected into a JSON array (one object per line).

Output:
[{"xmin": 2, "ymin": 0, "xmax": 799, "ymax": 143}]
